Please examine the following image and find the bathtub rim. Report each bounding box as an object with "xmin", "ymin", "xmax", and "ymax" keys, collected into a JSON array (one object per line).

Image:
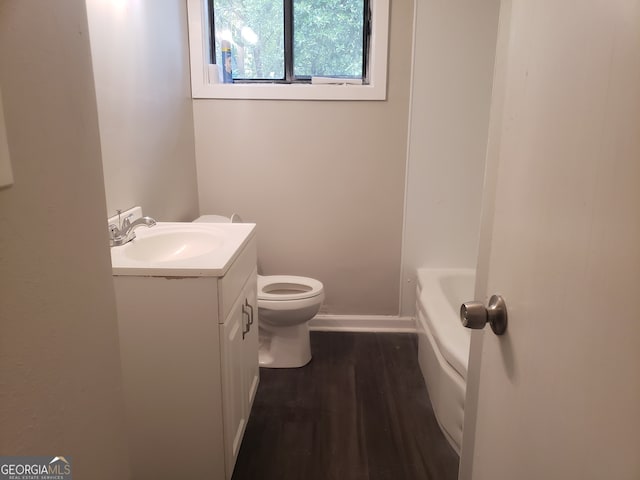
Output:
[
  {"xmin": 415, "ymin": 267, "xmax": 476, "ymax": 456},
  {"xmin": 417, "ymin": 267, "xmax": 474, "ymax": 380},
  {"xmin": 416, "ymin": 302, "xmax": 466, "ymax": 455}
]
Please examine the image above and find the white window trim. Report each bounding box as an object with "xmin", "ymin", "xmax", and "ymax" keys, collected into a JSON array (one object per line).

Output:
[{"xmin": 186, "ymin": 0, "xmax": 389, "ymax": 101}]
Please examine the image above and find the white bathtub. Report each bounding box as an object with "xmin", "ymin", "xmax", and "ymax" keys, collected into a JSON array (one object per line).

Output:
[{"xmin": 416, "ymin": 268, "xmax": 475, "ymax": 455}]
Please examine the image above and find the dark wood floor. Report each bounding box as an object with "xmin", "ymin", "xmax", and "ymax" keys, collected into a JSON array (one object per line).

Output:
[{"xmin": 232, "ymin": 332, "xmax": 459, "ymax": 480}]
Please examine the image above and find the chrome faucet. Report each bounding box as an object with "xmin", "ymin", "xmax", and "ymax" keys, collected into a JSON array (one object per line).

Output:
[{"xmin": 109, "ymin": 210, "xmax": 156, "ymax": 247}]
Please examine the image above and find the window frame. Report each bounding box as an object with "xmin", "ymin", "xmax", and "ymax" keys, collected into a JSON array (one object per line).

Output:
[{"xmin": 187, "ymin": 0, "xmax": 389, "ymax": 100}]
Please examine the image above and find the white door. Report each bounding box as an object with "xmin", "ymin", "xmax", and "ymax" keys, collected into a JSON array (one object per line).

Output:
[{"xmin": 460, "ymin": 1, "xmax": 640, "ymax": 479}]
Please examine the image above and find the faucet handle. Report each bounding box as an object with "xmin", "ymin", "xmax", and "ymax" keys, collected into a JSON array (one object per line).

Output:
[
  {"xmin": 108, "ymin": 223, "xmax": 121, "ymax": 246},
  {"xmin": 120, "ymin": 213, "xmax": 135, "ymax": 230}
]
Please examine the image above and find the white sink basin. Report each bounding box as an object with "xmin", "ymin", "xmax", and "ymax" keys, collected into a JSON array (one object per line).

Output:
[
  {"xmin": 110, "ymin": 222, "xmax": 256, "ymax": 277},
  {"xmin": 123, "ymin": 229, "xmax": 224, "ymax": 263}
]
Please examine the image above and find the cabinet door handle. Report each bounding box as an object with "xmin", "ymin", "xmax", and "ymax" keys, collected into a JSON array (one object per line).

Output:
[
  {"xmin": 244, "ymin": 299, "xmax": 254, "ymax": 325},
  {"xmin": 241, "ymin": 308, "xmax": 251, "ymax": 339}
]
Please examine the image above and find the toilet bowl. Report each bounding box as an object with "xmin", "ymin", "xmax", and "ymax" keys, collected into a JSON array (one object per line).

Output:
[
  {"xmin": 257, "ymin": 274, "xmax": 324, "ymax": 368},
  {"xmin": 194, "ymin": 214, "xmax": 324, "ymax": 368}
]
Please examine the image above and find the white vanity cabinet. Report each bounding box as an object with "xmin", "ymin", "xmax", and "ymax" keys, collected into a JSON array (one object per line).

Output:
[{"xmin": 113, "ymin": 232, "xmax": 258, "ymax": 480}]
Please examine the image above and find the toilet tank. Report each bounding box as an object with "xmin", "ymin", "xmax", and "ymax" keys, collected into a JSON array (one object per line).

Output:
[
  {"xmin": 194, "ymin": 214, "xmax": 243, "ymax": 223},
  {"xmin": 194, "ymin": 214, "xmax": 231, "ymax": 223}
]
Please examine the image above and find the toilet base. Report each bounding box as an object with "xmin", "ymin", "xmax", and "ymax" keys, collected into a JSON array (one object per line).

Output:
[{"xmin": 258, "ymin": 322, "xmax": 312, "ymax": 368}]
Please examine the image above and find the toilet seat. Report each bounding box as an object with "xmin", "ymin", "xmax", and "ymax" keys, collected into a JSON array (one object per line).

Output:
[{"xmin": 258, "ymin": 275, "xmax": 323, "ymax": 301}]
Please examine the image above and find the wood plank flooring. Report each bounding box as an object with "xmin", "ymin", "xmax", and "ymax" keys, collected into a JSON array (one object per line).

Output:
[{"xmin": 232, "ymin": 332, "xmax": 459, "ymax": 480}]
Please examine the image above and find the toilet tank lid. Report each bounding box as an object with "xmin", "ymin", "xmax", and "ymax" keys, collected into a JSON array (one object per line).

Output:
[{"xmin": 193, "ymin": 214, "xmax": 231, "ymax": 223}]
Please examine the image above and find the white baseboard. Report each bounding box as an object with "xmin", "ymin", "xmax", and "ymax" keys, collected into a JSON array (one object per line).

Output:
[{"xmin": 309, "ymin": 315, "xmax": 416, "ymax": 333}]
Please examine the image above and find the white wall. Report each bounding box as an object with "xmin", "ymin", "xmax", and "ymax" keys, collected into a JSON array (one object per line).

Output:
[
  {"xmin": 400, "ymin": 0, "xmax": 501, "ymax": 316},
  {"xmin": 0, "ymin": 2, "xmax": 130, "ymax": 477},
  {"xmin": 87, "ymin": 0, "xmax": 199, "ymax": 222},
  {"xmin": 193, "ymin": 0, "xmax": 414, "ymax": 316}
]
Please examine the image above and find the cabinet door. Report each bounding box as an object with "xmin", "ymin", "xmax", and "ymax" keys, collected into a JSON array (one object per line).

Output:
[
  {"xmin": 220, "ymin": 296, "xmax": 248, "ymax": 480},
  {"xmin": 241, "ymin": 273, "xmax": 259, "ymax": 413},
  {"xmin": 220, "ymin": 270, "xmax": 260, "ymax": 480}
]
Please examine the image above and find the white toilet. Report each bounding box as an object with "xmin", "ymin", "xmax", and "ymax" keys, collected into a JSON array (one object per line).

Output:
[{"xmin": 194, "ymin": 214, "xmax": 324, "ymax": 368}]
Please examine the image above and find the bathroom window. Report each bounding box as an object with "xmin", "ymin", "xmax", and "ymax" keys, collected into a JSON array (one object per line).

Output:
[
  {"xmin": 186, "ymin": 0, "xmax": 389, "ymax": 100},
  {"xmin": 210, "ymin": 0, "xmax": 369, "ymax": 83}
]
